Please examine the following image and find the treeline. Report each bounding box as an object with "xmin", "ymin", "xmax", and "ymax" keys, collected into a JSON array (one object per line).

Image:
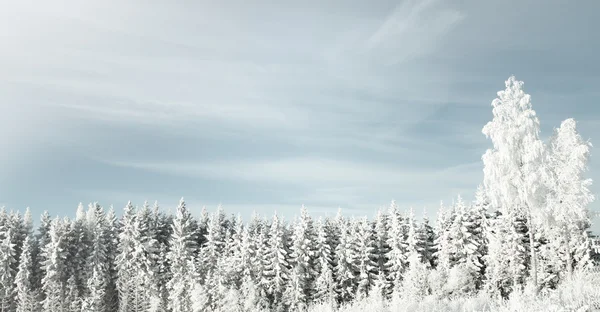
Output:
[{"xmin": 0, "ymin": 196, "xmax": 596, "ymax": 312}]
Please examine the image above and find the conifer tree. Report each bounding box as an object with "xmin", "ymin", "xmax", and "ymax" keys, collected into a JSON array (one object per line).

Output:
[
  {"xmin": 313, "ymin": 217, "xmax": 335, "ymax": 307},
  {"xmin": 386, "ymin": 201, "xmax": 407, "ymax": 297},
  {"xmin": 41, "ymin": 218, "xmax": 67, "ymax": 312},
  {"xmin": 264, "ymin": 212, "xmax": 290, "ymax": 310},
  {"xmin": 288, "ymin": 206, "xmax": 317, "ymax": 307},
  {"xmin": 353, "ymin": 217, "xmax": 376, "ymax": 299},
  {"xmin": 0, "ymin": 228, "xmax": 16, "ymax": 312},
  {"xmin": 334, "ymin": 214, "xmax": 355, "ymax": 303},
  {"xmin": 167, "ymin": 198, "xmax": 197, "ymax": 312},
  {"xmin": 116, "ymin": 201, "xmax": 137, "ymax": 312},
  {"xmin": 15, "ymin": 235, "xmax": 39, "ymax": 312}
]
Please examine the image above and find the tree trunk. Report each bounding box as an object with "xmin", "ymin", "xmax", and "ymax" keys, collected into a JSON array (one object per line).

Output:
[
  {"xmin": 565, "ymin": 226, "xmax": 573, "ymax": 280},
  {"xmin": 527, "ymin": 213, "xmax": 538, "ymax": 294}
]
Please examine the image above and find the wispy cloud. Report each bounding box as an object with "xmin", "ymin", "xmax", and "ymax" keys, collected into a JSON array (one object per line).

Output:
[
  {"xmin": 102, "ymin": 157, "xmax": 482, "ymax": 191},
  {"xmin": 364, "ymin": 0, "xmax": 465, "ymax": 64}
]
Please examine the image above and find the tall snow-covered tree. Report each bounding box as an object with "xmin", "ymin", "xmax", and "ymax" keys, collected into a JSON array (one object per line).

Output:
[
  {"xmin": 264, "ymin": 212, "xmax": 290, "ymax": 310},
  {"xmin": 104, "ymin": 206, "xmax": 120, "ymax": 312},
  {"xmin": 41, "ymin": 218, "xmax": 67, "ymax": 312},
  {"xmin": 167, "ymin": 198, "xmax": 197, "ymax": 312},
  {"xmin": 0, "ymin": 228, "xmax": 16, "ymax": 312},
  {"xmin": 116, "ymin": 201, "xmax": 137, "ymax": 312},
  {"xmin": 15, "ymin": 235, "xmax": 39, "ymax": 312},
  {"xmin": 482, "ymin": 76, "xmax": 547, "ymax": 289},
  {"xmin": 313, "ymin": 217, "xmax": 336, "ymax": 307},
  {"xmin": 400, "ymin": 209, "xmax": 429, "ymax": 300},
  {"xmin": 373, "ymin": 209, "xmax": 390, "ymax": 280},
  {"xmin": 288, "ymin": 206, "xmax": 317, "ymax": 307},
  {"xmin": 334, "ymin": 214, "xmax": 355, "ymax": 303},
  {"xmin": 386, "ymin": 201, "xmax": 407, "ymax": 297},
  {"xmin": 84, "ymin": 203, "xmax": 108, "ymax": 312},
  {"xmin": 353, "ymin": 217, "xmax": 377, "ymax": 299},
  {"xmin": 546, "ymin": 118, "xmax": 595, "ymax": 278},
  {"xmin": 33, "ymin": 211, "xmax": 52, "ymax": 292}
]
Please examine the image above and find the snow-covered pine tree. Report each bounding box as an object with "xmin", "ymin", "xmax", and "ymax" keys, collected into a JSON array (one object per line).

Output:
[
  {"xmin": 8, "ymin": 210, "xmax": 27, "ymax": 278},
  {"xmin": 372, "ymin": 212, "xmax": 389, "ymax": 264},
  {"xmin": 546, "ymin": 118, "xmax": 595, "ymax": 279},
  {"xmin": 200, "ymin": 206, "xmax": 227, "ymax": 284},
  {"xmin": 483, "ymin": 211, "xmax": 529, "ymax": 297},
  {"xmin": 264, "ymin": 211, "xmax": 290, "ymax": 311},
  {"xmin": 482, "ymin": 76, "xmax": 547, "ymax": 290},
  {"xmin": 116, "ymin": 201, "xmax": 137, "ymax": 312},
  {"xmin": 83, "ymin": 203, "xmax": 108, "ymax": 312},
  {"xmin": 153, "ymin": 202, "xmax": 173, "ymax": 310},
  {"xmin": 386, "ymin": 201, "xmax": 407, "ymax": 298},
  {"xmin": 15, "ymin": 235, "xmax": 39, "ymax": 312},
  {"xmin": 353, "ymin": 217, "xmax": 377, "ymax": 300},
  {"xmin": 249, "ymin": 218, "xmax": 270, "ymax": 309},
  {"xmin": 418, "ymin": 211, "xmax": 437, "ymax": 269},
  {"xmin": 398, "ymin": 208, "xmax": 429, "ymax": 300},
  {"xmin": 288, "ymin": 206, "xmax": 317, "ymax": 309},
  {"xmin": 41, "ymin": 218, "xmax": 67, "ymax": 312},
  {"xmin": 313, "ymin": 217, "xmax": 335, "ymax": 308},
  {"xmin": 0, "ymin": 227, "xmax": 16, "ymax": 312},
  {"xmin": 83, "ymin": 267, "xmax": 106, "ymax": 312},
  {"xmin": 64, "ymin": 275, "xmax": 81, "ymax": 312},
  {"xmin": 445, "ymin": 196, "xmax": 482, "ymax": 291},
  {"xmin": 167, "ymin": 198, "xmax": 197, "ymax": 312},
  {"xmin": 334, "ymin": 213, "xmax": 355, "ymax": 303},
  {"xmin": 104, "ymin": 206, "xmax": 120, "ymax": 312},
  {"xmin": 228, "ymin": 213, "xmax": 250, "ymax": 287},
  {"xmin": 66, "ymin": 203, "xmax": 91, "ymax": 298},
  {"xmin": 33, "ymin": 211, "xmax": 52, "ymax": 293}
]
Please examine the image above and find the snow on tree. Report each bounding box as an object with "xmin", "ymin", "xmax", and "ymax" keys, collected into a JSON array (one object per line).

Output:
[
  {"xmin": 116, "ymin": 201, "xmax": 137, "ymax": 311},
  {"xmin": 65, "ymin": 275, "xmax": 81, "ymax": 312},
  {"xmin": 0, "ymin": 227, "xmax": 16, "ymax": 312},
  {"xmin": 41, "ymin": 218, "xmax": 67, "ymax": 312},
  {"xmin": 190, "ymin": 282, "xmax": 210, "ymax": 312},
  {"xmin": 264, "ymin": 211, "xmax": 290, "ymax": 310},
  {"xmin": 82, "ymin": 267, "xmax": 106, "ymax": 312},
  {"xmin": 313, "ymin": 217, "xmax": 336, "ymax": 308},
  {"xmin": 353, "ymin": 217, "xmax": 377, "ymax": 299},
  {"xmin": 228, "ymin": 214, "xmax": 251, "ymax": 287},
  {"xmin": 152, "ymin": 202, "xmax": 173, "ymax": 310},
  {"xmin": 434, "ymin": 201, "xmax": 452, "ymax": 271},
  {"xmin": 545, "ymin": 118, "xmax": 595, "ymax": 279},
  {"xmin": 399, "ymin": 208, "xmax": 429, "ymax": 300},
  {"xmin": 128, "ymin": 202, "xmax": 162, "ymax": 311},
  {"xmin": 288, "ymin": 206, "xmax": 317, "ymax": 308},
  {"xmin": 82, "ymin": 203, "xmax": 109, "ymax": 312},
  {"xmin": 483, "ymin": 211, "xmax": 529, "ymax": 297},
  {"xmin": 482, "ymin": 76, "xmax": 547, "ymax": 290},
  {"xmin": 200, "ymin": 205, "xmax": 227, "ymax": 283},
  {"xmin": 372, "ymin": 209, "xmax": 390, "ymax": 285},
  {"xmin": 66, "ymin": 203, "xmax": 91, "ymax": 297},
  {"xmin": 334, "ymin": 213, "xmax": 355, "ymax": 303},
  {"xmin": 167, "ymin": 198, "xmax": 197, "ymax": 312},
  {"xmin": 444, "ymin": 196, "xmax": 484, "ymax": 291},
  {"xmin": 418, "ymin": 211, "xmax": 437, "ymax": 269},
  {"xmin": 15, "ymin": 235, "xmax": 39, "ymax": 312},
  {"xmin": 385, "ymin": 201, "xmax": 407, "ymax": 297},
  {"xmin": 104, "ymin": 206, "xmax": 120, "ymax": 312},
  {"xmin": 33, "ymin": 211, "xmax": 52, "ymax": 292}
]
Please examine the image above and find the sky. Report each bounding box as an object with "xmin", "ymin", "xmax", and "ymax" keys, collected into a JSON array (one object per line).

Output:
[{"xmin": 1, "ymin": 0, "xmax": 599, "ymax": 231}]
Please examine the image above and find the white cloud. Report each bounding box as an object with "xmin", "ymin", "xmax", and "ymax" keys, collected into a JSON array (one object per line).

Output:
[{"xmin": 364, "ymin": 0, "xmax": 465, "ymax": 64}]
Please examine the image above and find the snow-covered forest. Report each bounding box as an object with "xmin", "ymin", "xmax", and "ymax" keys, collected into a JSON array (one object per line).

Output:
[{"xmin": 1, "ymin": 76, "xmax": 599, "ymax": 311}]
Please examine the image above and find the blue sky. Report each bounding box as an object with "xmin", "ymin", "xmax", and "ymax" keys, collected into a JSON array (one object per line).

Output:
[{"xmin": 1, "ymin": 0, "xmax": 599, "ymax": 230}]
